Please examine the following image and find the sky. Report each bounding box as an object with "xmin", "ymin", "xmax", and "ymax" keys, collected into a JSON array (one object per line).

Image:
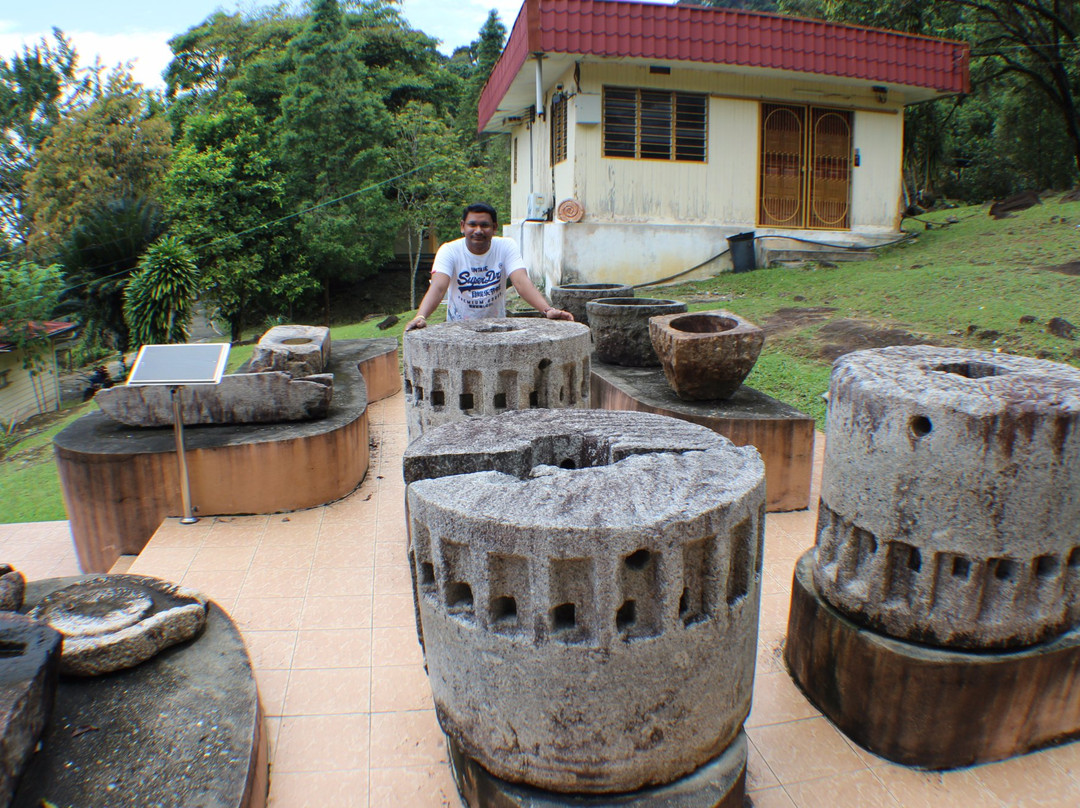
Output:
[{"xmin": 0, "ymin": 0, "xmax": 527, "ymax": 89}]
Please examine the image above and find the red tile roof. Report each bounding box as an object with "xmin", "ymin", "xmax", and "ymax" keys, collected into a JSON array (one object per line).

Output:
[
  {"xmin": 479, "ymin": 0, "xmax": 970, "ymax": 131},
  {"xmin": 0, "ymin": 320, "xmax": 77, "ymax": 352}
]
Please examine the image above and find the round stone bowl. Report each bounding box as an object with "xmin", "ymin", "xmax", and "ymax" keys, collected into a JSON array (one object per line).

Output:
[
  {"xmin": 649, "ymin": 310, "xmax": 765, "ymax": 401},
  {"xmin": 586, "ymin": 297, "xmax": 687, "ymax": 367},
  {"xmin": 549, "ymin": 283, "xmax": 633, "ymax": 325}
]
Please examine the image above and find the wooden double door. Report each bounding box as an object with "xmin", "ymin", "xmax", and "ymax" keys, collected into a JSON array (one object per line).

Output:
[{"xmin": 758, "ymin": 103, "xmax": 853, "ymax": 230}]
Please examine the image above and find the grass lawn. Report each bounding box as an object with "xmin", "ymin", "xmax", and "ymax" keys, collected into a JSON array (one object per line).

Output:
[{"xmin": 2, "ymin": 198, "xmax": 1078, "ymax": 524}]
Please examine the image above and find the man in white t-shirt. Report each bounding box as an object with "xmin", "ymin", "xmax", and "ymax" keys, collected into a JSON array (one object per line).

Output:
[{"xmin": 404, "ymin": 203, "xmax": 573, "ymax": 331}]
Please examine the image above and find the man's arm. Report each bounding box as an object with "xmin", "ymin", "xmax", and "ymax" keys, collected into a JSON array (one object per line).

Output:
[
  {"xmin": 509, "ymin": 269, "xmax": 573, "ymax": 321},
  {"xmin": 404, "ymin": 272, "xmax": 451, "ymax": 332}
]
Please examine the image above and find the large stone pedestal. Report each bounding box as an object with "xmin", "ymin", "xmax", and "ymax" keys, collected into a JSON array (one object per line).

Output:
[
  {"xmin": 591, "ymin": 361, "xmax": 814, "ymax": 511},
  {"xmin": 785, "ymin": 552, "xmax": 1080, "ymax": 770},
  {"xmin": 448, "ymin": 731, "xmax": 747, "ymax": 808}
]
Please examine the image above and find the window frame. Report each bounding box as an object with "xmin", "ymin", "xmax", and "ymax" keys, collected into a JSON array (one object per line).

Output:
[
  {"xmin": 551, "ymin": 96, "xmax": 568, "ymax": 165},
  {"xmin": 602, "ymin": 86, "xmax": 708, "ymax": 163}
]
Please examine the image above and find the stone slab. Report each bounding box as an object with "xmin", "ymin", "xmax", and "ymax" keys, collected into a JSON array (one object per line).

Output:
[
  {"xmin": 785, "ymin": 551, "xmax": 1080, "ymax": 770},
  {"xmin": 0, "ymin": 614, "xmax": 61, "ymax": 808},
  {"xmin": 248, "ymin": 324, "xmax": 330, "ymax": 376},
  {"xmin": 54, "ymin": 339, "xmax": 375, "ymax": 572},
  {"xmin": 13, "ymin": 576, "xmax": 267, "ymax": 808},
  {"xmin": 448, "ymin": 731, "xmax": 746, "ymax": 808},
  {"xmin": 591, "ymin": 361, "xmax": 814, "ymax": 511}
]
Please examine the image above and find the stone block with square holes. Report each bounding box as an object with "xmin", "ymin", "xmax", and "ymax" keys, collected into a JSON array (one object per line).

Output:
[
  {"xmin": 402, "ymin": 318, "xmax": 592, "ymax": 443},
  {"xmin": 403, "ymin": 409, "xmax": 766, "ymax": 795},
  {"xmin": 813, "ymin": 345, "xmax": 1080, "ymax": 649}
]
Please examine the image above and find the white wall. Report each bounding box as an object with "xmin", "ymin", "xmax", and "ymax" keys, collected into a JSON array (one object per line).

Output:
[{"xmin": 0, "ymin": 346, "xmax": 61, "ymax": 426}]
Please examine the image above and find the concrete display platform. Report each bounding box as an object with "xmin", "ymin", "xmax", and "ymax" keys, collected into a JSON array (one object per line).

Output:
[
  {"xmin": 13, "ymin": 576, "xmax": 267, "ymax": 808},
  {"xmin": 785, "ymin": 552, "xmax": 1080, "ymax": 770},
  {"xmin": 448, "ymin": 731, "xmax": 746, "ymax": 808},
  {"xmin": 54, "ymin": 339, "xmax": 392, "ymax": 572},
  {"xmin": 591, "ymin": 361, "xmax": 814, "ymax": 511}
]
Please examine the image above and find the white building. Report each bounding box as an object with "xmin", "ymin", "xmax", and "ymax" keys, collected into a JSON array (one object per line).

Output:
[{"xmin": 478, "ymin": 0, "xmax": 970, "ymax": 288}]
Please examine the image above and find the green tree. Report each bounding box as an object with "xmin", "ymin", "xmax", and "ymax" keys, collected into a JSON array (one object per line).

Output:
[
  {"xmin": 124, "ymin": 237, "xmax": 200, "ymax": 346},
  {"xmin": 0, "ymin": 259, "xmax": 64, "ymax": 414},
  {"xmin": 0, "ymin": 30, "xmax": 99, "ymax": 242},
  {"xmin": 278, "ymin": 0, "xmax": 401, "ymax": 322},
  {"xmin": 24, "ymin": 70, "xmax": 172, "ymax": 257},
  {"xmin": 163, "ymin": 92, "xmax": 308, "ymax": 341}
]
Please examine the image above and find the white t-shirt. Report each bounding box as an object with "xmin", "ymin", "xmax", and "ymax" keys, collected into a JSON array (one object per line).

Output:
[{"xmin": 431, "ymin": 237, "xmax": 527, "ymax": 321}]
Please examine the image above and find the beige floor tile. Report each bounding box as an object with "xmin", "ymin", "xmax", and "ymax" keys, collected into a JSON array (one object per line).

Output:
[
  {"xmin": 312, "ymin": 539, "xmax": 376, "ymax": 568},
  {"xmin": 747, "ymin": 670, "xmax": 820, "ymax": 729},
  {"xmin": 282, "ymin": 667, "xmax": 371, "ymax": 716},
  {"xmin": 249, "ymin": 544, "xmax": 317, "ymax": 569},
  {"xmin": 293, "ymin": 628, "xmax": 373, "ymax": 669},
  {"xmin": 871, "ymin": 762, "xmax": 1002, "ymax": 808},
  {"xmin": 747, "ymin": 737, "xmax": 780, "ymax": 791},
  {"xmin": 373, "ymin": 563, "xmax": 414, "ymax": 596},
  {"xmin": 272, "ymin": 714, "xmax": 370, "ymax": 772},
  {"xmin": 260, "ymin": 523, "xmax": 321, "ymax": 546},
  {"xmin": 306, "ymin": 566, "xmax": 374, "ymax": 597},
  {"xmin": 128, "ymin": 545, "xmax": 197, "ymax": 573},
  {"xmin": 373, "ymin": 592, "xmax": 416, "ymax": 628},
  {"xmin": 300, "ymin": 596, "xmax": 373, "ymax": 630},
  {"xmin": 231, "ymin": 597, "xmax": 305, "ymax": 632},
  {"xmin": 745, "ymin": 785, "xmax": 797, "ymax": 806},
  {"xmin": 257, "ymin": 669, "xmax": 291, "ymax": 717},
  {"xmin": 205, "ymin": 525, "xmax": 265, "ymax": 547},
  {"xmin": 241, "ymin": 565, "xmax": 310, "ymax": 599},
  {"xmin": 373, "ymin": 626, "xmax": 425, "ymax": 668},
  {"xmin": 970, "ymin": 748, "xmax": 1080, "ymax": 806},
  {"xmin": 368, "ymin": 763, "xmax": 460, "ymax": 808},
  {"xmin": 180, "ymin": 569, "xmax": 246, "ymax": 607},
  {"xmin": 374, "ymin": 541, "xmax": 408, "ymax": 567},
  {"xmin": 148, "ymin": 522, "xmax": 209, "ymax": 548},
  {"xmin": 264, "ymin": 716, "xmax": 282, "ymax": 765},
  {"xmin": 108, "ymin": 554, "xmax": 138, "ymax": 573},
  {"xmin": 749, "ymin": 717, "xmax": 866, "ymax": 785},
  {"xmin": 785, "ymin": 768, "xmax": 902, "ymax": 808},
  {"xmin": 267, "ymin": 769, "xmax": 368, "ymax": 808},
  {"xmin": 371, "ymin": 664, "xmax": 433, "ymax": 712},
  {"xmin": 369, "ymin": 710, "xmax": 447, "ymax": 768},
  {"xmin": 244, "ymin": 630, "xmax": 297, "ymax": 670},
  {"xmin": 188, "ymin": 544, "xmax": 256, "ymax": 572}
]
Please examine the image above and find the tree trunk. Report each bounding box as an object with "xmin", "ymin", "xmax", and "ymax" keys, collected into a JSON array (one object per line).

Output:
[{"xmin": 323, "ymin": 277, "xmax": 332, "ymax": 328}]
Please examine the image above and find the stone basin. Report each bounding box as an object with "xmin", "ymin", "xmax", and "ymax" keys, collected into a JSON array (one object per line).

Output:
[
  {"xmin": 549, "ymin": 283, "xmax": 633, "ymax": 325},
  {"xmin": 649, "ymin": 310, "xmax": 765, "ymax": 401},
  {"xmin": 586, "ymin": 297, "xmax": 687, "ymax": 367}
]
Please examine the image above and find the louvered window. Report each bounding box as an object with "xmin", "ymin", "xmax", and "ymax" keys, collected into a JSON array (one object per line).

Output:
[
  {"xmin": 603, "ymin": 87, "xmax": 707, "ymax": 162},
  {"xmin": 551, "ymin": 97, "xmax": 568, "ymax": 164}
]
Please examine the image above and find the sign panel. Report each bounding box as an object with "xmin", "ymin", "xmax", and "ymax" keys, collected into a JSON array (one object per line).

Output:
[{"xmin": 126, "ymin": 343, "xmax": 231, "ymax": 387}]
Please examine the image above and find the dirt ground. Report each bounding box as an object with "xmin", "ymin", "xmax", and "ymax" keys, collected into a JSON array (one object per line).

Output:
[{"xmin": 759, "ymin": 306, "xmax": 926, "ymax": 362}]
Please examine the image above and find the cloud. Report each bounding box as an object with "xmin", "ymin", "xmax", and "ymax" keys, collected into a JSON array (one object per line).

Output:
[{"xmin": 0, "ymin": 29, "xmax": 173, "ymax": 89}]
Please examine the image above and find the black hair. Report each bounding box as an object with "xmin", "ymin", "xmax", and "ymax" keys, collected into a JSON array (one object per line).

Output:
[{"xmin": 461, "ymin": 202, "xmax": 498, "ymax": 224}]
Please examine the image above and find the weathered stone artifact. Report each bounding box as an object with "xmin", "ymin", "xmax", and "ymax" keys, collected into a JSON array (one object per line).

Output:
[
  {"xmin": 402, "ymin": 318, "xmax": 591, "ymax": 442},
  {"xmin": 549, "ymin": 283, "xmax": 633, "ymax": 325},
  {"xmin": 404, "ymin": 409, "xmax": 766, "ymax": 795},
  {"xmin": 650, "ymin": 310, "xmax": 765, "ymax": 401},
  {"xmin": 0, "ymin": 566, "xmax": 25, "ymax": 612},
  {"xmin": 813, "ymin": 345, "xmax": 1080, "ymax": 648},
  {"xmin": 29, "ymin": 575, "xmax": 209, "ymax": 676},
  {"xmin": 587, "ymin": 297, "xmax": 687, "ymax": 367},
  {"xmin": 248, "ymin": 324, "xmax": 331, "ymax": 376},
  {"xmin": 95, "ymin": 371, "xmax": 333, "ymax": 426},
  {"xmin": 0, "ymin": 614, "xmax": 61, "ymax": 807}
]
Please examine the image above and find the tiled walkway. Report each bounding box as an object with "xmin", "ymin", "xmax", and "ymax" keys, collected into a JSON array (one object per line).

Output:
[{"xmin": 9, "ymin": 391, "xmax": 1080, "ymax": 806}]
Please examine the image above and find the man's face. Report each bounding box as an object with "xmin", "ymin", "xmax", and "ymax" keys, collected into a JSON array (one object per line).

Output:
[{"xmin": 460, "ymin": 212, "xmax": 496, "ymax": 255}]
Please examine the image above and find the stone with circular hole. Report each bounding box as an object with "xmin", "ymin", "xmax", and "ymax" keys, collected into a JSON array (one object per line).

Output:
[
  {"xmin": 649, "ymin": 310, "xmax": 765, "ymax": 401},
  {"xmin": 813, "ymin": 345, "xmax": 1080, "ymax": 649},
  {"xmin": 586, "ymin": 298, "xmax": 687, "ymax": 367},
  {"xmin": 549, "ymin": 283, "xmax": 633, "ymax": 325},
  {"xmin": 402, "ymin": 318, "xmax": 592, "ymax": 442},
  {"xmin": 249, "ymin": 324, "xmax": 331, "ymax": 376},
  {"xmin": 403, "ymin": 409, "xmax": 765, "ymax": 793}
]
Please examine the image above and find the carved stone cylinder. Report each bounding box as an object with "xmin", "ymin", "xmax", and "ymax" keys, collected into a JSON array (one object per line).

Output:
[
  {"xmin": 549, "ymin": 283, "xmax": 633, "ymax": 325},
  {"xmin": 402, "ymin": 318, "xmax": 591, "ymax": 442},
  {"xmin": 586, "ymin": 298, "xmax": 687, "ymax": 367},
  {"xmin": 404, "ymin": 409, "xmax": 766, "ymax": 793},
  {"xmin": 813, "ymin": 345, "xmax": 1080, "ymax": 649}
]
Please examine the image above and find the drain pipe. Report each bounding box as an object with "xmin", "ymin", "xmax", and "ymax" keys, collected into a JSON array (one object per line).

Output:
[{"xmin": 534, "ymin": 54, "xmax": 545, "ymax": 119}]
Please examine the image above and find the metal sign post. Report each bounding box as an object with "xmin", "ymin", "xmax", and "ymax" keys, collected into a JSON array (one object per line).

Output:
[{"xmin": 127, "ymin": 343, "xmax": 231, "ymax": 525}]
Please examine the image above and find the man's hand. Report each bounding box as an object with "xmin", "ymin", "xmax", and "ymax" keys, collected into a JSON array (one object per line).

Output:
[
  {"xmin": 544, "ymin": 308, "xmax": 574, "ymax": 321},
  {"xmin": 404, "ymin": 314, "xmax": 427, "ymax": 332}
]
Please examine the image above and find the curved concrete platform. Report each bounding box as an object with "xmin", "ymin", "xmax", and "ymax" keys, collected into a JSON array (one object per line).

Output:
[
  {"xmin": 13, "ymin": 575, "xmax": 266, "ymax": 808},
  {"xmin": 55, "ymin": 339, "xmax": 388, "ymax": 572},
  {"xmin": 448, "ymin": 731, "xmax": 746, "ymax": 807},
  {"xmin": 591, "ymin": 360, "xmax": 814, "ymax": 511},
  {"xmin": 786, "ymin": 551, "xmax": 1080, "ymax": 770},
  {"xmin": 354, "ymin": 337, "xmax": 402, "ymax": 402}
]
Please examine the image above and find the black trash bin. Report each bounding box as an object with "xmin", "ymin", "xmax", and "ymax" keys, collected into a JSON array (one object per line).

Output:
[{"xmin": 727, "ymin": 231, "xmax": 757, "ymax": 273}]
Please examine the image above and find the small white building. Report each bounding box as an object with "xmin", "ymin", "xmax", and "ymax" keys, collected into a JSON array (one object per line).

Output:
[
  {"xmin": 478, "ymin": 0, "xmax": 970, "ymax": 288},
  {"xmin": 0, "ymin": 321, "xmax": 77, "ymax": 427}
]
